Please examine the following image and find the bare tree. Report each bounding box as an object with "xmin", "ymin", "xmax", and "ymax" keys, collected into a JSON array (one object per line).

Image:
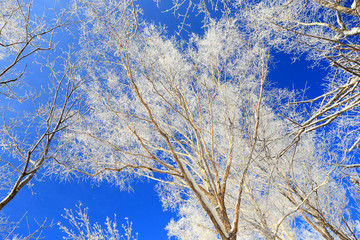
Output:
[
  {"xmin": 0, "ymin": 50, "xmax": 85, "ymax": 211},
  {"xmin": 0, "ymin": 1, "xmax": 85, "ymax": 238}
]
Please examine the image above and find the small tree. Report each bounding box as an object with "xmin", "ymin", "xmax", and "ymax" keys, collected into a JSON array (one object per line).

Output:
[{"xmin": 59, "ymin": 204, "xmax": 138, "ymax": 240}]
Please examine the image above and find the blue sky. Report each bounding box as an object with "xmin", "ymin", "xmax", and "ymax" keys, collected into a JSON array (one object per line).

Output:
[
  {"xmin": 1, "ymin": 1, "xmax": 329, "ymax": 239},
  {"xmin": 2, "ymin": 2, "xmax": 184, "ymax": 239}
]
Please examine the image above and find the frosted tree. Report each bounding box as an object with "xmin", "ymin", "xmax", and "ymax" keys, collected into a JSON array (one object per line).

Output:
[
  {"xmin": 163, "ymin": 2, "xmax": 360, "ymax": 235},
  {"xmin": 59, "ymin": 204, "xmax": 138, "ymax": 240},
  {"xmin": 157, "ymin": 0, "xmax": 360, "ymax": 143},
  {"xmin": 234, "ymin": 0, "xmax": 360, "ymax": 158},
  {"xmin": 0, "ymin": 0, "xmax": 84, "ymax": 238},
  {"xmin": 52, "ymin": 0, "xmax": 359, "ymax": 239},
  {"xmin": 0, "ymin": 52, "xmax": 85, "ymax": 210}
]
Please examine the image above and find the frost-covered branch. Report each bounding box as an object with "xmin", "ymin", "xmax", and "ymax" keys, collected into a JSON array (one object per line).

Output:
[
  {"xmin": 0, "ymin": 50, "xmax": 85, "ymax": 211},
  {"xmin": 0, "ymin": 0, "xmax": 75, "ymax": 99},
  {"xmin": 59, "ymin": 204, "xmax": 138, "ymax": 240}
]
